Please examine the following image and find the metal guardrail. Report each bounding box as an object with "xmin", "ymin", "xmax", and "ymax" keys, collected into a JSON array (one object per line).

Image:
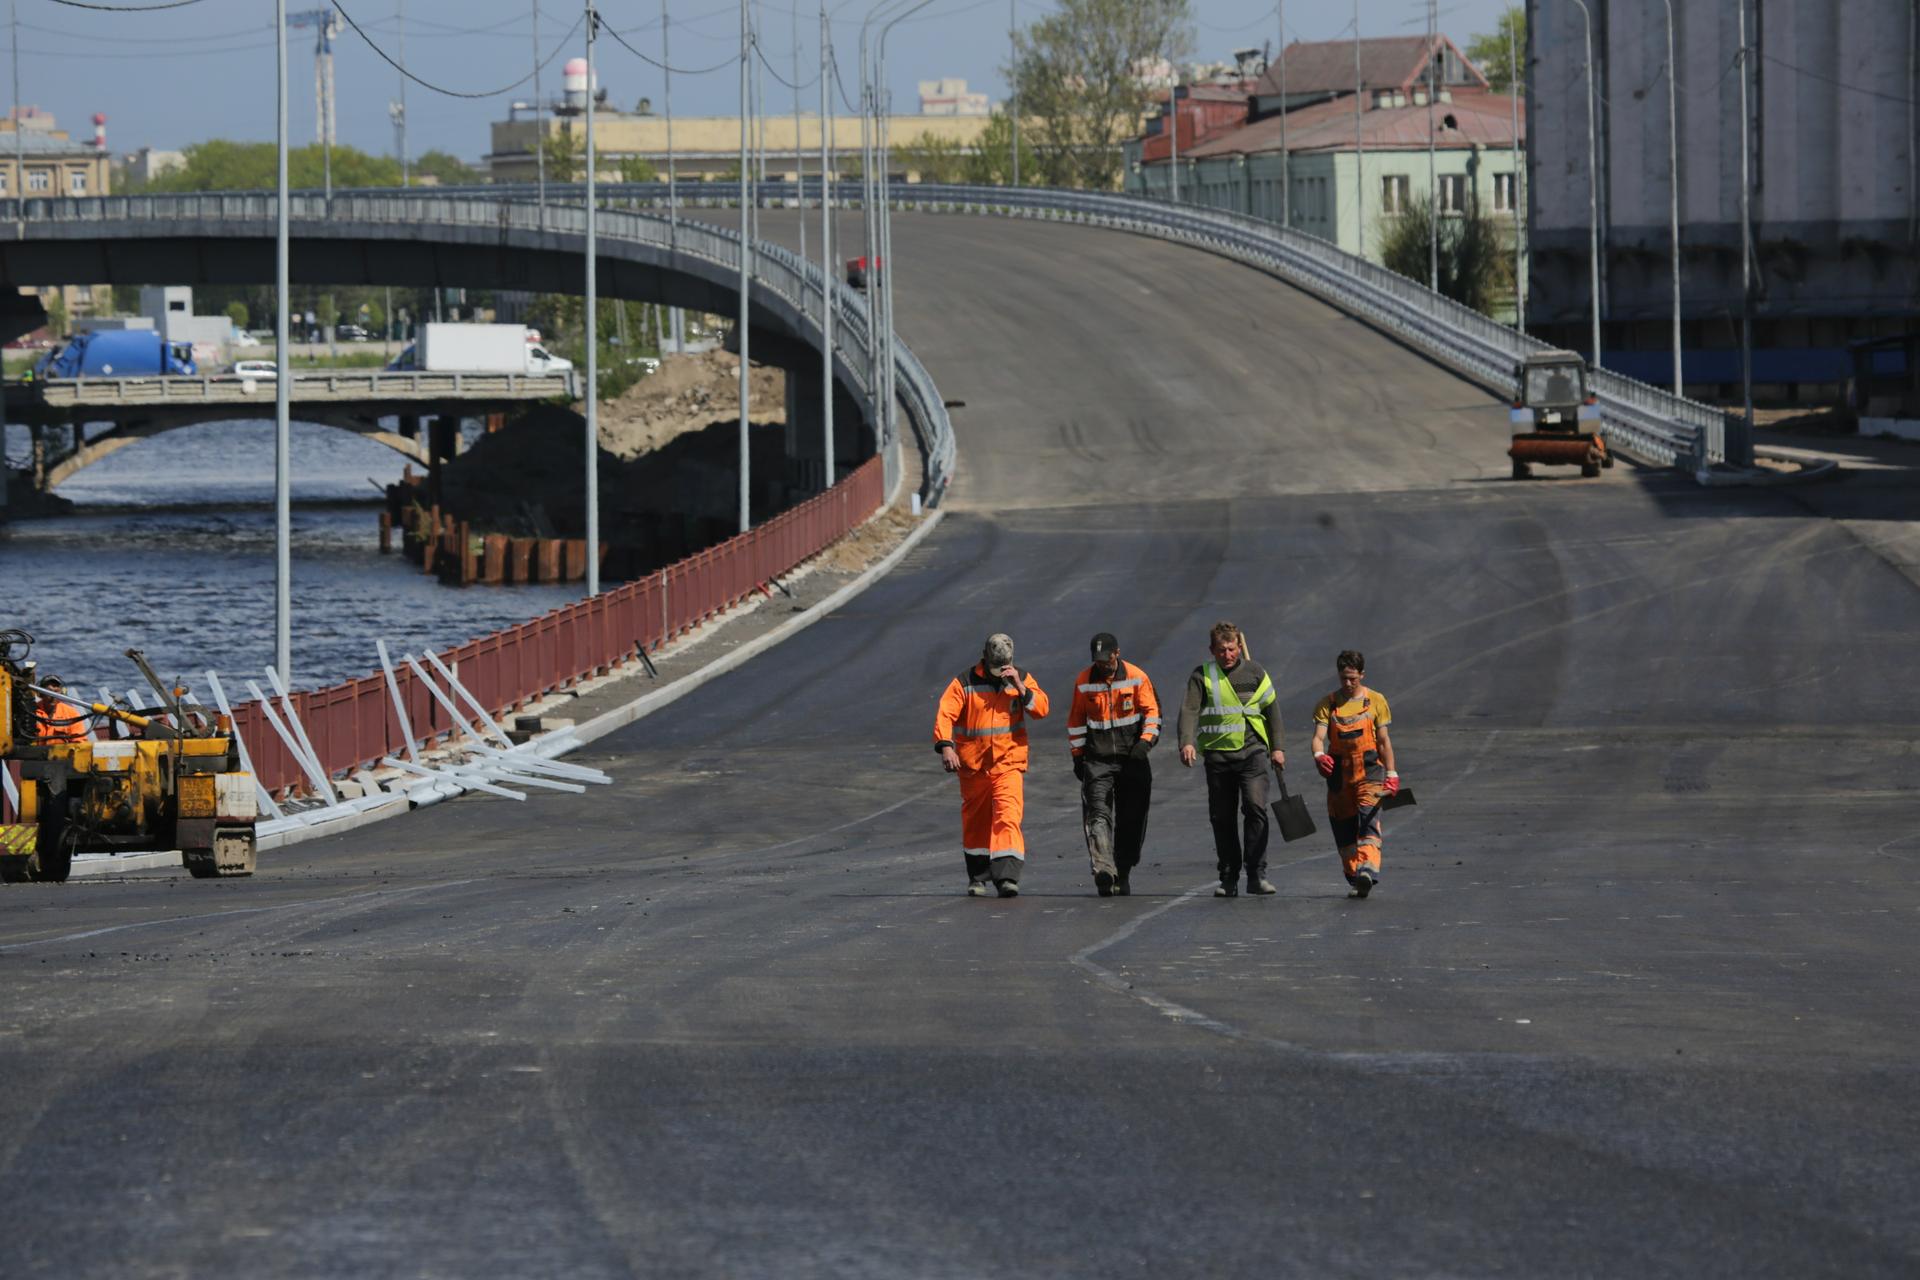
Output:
[
  {"xmin": 424, "ymin": 179, "xmax": 1727, "ymax": 471},
  {"xmin": 4, "ymin": 192, "xmax": 956, "ymax": 503},
  {"xmin": 25, "ymin": 370, "xmax": 578, "ymax": 407}
]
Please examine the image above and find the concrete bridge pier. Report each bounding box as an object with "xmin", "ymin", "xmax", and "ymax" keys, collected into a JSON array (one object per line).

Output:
[{"xmin": 783, "ymin": 365, "xmax": 869, "ymax": 494}]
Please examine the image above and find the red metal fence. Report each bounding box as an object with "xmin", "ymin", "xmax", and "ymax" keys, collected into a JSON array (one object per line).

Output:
[{"xmin": 155, "ymin": 456, "xmax": 886, "ymax": 803}]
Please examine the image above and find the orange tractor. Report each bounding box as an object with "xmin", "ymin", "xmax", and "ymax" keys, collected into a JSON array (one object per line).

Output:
[{"xmin": 1509, "ymin": 350, "xmax": 1612, "ymax": 479}]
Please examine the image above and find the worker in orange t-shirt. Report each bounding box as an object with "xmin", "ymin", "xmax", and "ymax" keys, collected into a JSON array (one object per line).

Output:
[
  {"xmin": 35, "ymin": 675, "xmax": 91, "ymax": 744},
  {"xmin": 1311, "ymin": 650, "xmax": 1400, "ymax": 899},
  {"xmin": 933, "ymin": 633, "xmax": 1050, "ymax": 898}
]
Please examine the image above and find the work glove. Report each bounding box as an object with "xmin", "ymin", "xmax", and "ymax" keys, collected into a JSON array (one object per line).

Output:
[
  {"xmin": 1129, "ymin": 738, "xmax": 1153, "ymax": 762},
  {"xmin": 1384, "ymin": 772, "xmax": 1401, "ymax": 797},
  {"xmin": 1314, "ymin": 753, "xmax": 1336, "ymax": 778},
  {"xmin": 1073, "ymin": 757, "xmax": 1089, "ymax": 783}
]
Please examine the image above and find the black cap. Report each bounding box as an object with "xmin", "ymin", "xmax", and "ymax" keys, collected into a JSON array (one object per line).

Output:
[{"xmin": 1090, "ymin": 632, "xmax": 1119, "ymax": 661}]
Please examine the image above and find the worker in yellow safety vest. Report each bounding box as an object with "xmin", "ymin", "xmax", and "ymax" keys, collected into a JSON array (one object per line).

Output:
[{"xmin": 1177, "ymin": 621, "xmax": 1285, "ymax": 898}]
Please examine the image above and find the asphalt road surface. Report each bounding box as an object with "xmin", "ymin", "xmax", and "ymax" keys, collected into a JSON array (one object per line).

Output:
[{"xmin": 4, "ymin": 214, "xmax": 1917, "ymax": 1278}]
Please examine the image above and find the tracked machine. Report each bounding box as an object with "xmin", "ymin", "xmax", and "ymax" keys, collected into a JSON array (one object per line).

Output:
[
  {"xmin": 0, "ymin": 630, "xmax": 257, "ymax": 883},
  {"xmin": 1509, "ymin": 350, "xmax": 1612, "ymax": 480}
]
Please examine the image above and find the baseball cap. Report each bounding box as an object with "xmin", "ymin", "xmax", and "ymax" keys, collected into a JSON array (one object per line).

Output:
[
  {"xmin": 1090, "ymin": 632, "xmax": 1119, "ymax": 661},
  {"xmin": 983, "ymin": 633, "xmax": 1015, "ymax": 667}
]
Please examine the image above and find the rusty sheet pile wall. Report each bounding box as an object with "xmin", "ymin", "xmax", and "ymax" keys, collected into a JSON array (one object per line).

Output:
[{"xmin": 232, "ymin": 456, "xmax": 884, "ymax": 797}]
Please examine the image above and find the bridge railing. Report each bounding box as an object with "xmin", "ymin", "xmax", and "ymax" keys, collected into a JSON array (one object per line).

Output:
[
  {"xmin": 428, "ymin": 180, "xmax": 1726, "ymax": 470},
  {"xmin": 223, "ymin": 454, "xmax": 887, "ymax": 797},
  {"xmin": 27, "ymin": 370, "xmax": 578, "ymax": 406},
  {"xmin": 5, "ymin": 192, "xmax": 956, "ymax": 503}
]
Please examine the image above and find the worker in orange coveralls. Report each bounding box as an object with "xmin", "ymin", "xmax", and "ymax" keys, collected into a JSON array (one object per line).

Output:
[
  {"xmin": 35, "ymin": 675, "xmax": 91, "ymax": 744},
  {"xmin": 1310, "ymin": 650, "xmax": 1400, "ymax": 899},
  {"xmin": 933, "ymin": 632, "xmax": 1050, "ymax": 898}
]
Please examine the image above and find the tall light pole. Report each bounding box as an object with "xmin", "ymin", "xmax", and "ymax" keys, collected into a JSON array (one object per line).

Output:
[
  {"xmin": 533, "ymin": 0, "xmax": 546, "ymax": 208},
  {"xmin": 1277, "ymin": 0, "xmax": 1288, "ymax": 226},
  {"xmin": 1168, "ymin": 75, "xmax": 1180, "ymax": 204},
  {"xmin": 584, "ymin": 2, "xmax": 600, "ymax": 594},
  {"xmin": 819, "ymin": 0, "xmax": 834, "ymax": 488},
  {"xmin": 1737, "ymin": 0, "xmax": 1753, "ymax": 463},
  {"xmin": 1352, "ymin": 0, "xmax": 1364, "ymax": 257},
  {"xmin": 396, "ymin": 0, "xmax": 409, "ymax": 184},
  {"xmin": 1426, "ymin": 0, "xmax": 1437, "ymax": 290},
  {"xmin": 1511, "ymin": 5, "xmax": 1523, "ymax": 331},
  {"xmin": 877, "ymin": 0, "xmax": 937, "ymax": 461},
  {"xmin": 1008, "ymin": 0, "xmax": 1019, "ymax": 187},
  {"xmin": 737, "ymin": 0, "xmax": 752, "ymax": 534},
  {"xmin": 1570, "ymin": 0, "xmax": 1600, "ymax": 369},
  {"xmin": 274, "ymin": 0, "xmax": 292, "ymax": 681},
  {"xmin": 663, "ymin": 0, "xmax": 682, "ymax": 350},
  {"xmin": 1662, "ymin": 0, "xmax": 1681, "ymax": 397},
  {"xmin": 793, "ymin": 0, "xmax": 806, "ymax": 264}
]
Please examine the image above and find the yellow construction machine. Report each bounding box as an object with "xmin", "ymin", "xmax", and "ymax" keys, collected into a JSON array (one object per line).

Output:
[
  {"xmin": 1509, "ymin": 350, "xmax": 1612, "ymax": 479},
  {"xmin": 1, "ymin": 630, "xmax": 258, "ymax": 883}
]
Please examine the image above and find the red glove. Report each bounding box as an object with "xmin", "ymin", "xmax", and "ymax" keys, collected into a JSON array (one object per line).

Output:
[
  {"xmin": 1384, "ymin": 772, "xmax": 1401, "ymax": 796},
  {"xmin": 1314, "ymin": 753, "xmax": 1335, "ymax": 778}
]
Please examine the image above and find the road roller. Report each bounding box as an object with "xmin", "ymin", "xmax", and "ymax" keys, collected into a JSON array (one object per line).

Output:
[{"xmin": 1509, "ymin": 350, "xmax": 1612, "ymax": 479}]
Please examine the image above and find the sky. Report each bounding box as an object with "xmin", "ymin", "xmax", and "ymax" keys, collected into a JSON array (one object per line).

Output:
[{"xmin": 7, "ymin": 0, "xmax": 1516, "ymax": 164}]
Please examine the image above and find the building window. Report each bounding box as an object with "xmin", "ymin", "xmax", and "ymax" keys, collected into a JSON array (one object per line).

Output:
[
  {"xmin": 27, "ymin": 169, "xmax": 50, "ymax": 192},
  {"xmin": 73, "ymin": 285, "xmax": 92, "ymax": 303},
  {"xmin": 0, "ymin": 171, "xmax": 8, "ymax": 194},
  {"xmin": 1439, "ymin": 173, "xmax": 1469, "ymax": 214},
  {"xmin": 1493, "ymin": 172, "xmax": 1516, "ymax": 213},
  {"xmin": 69, "ymin": 171, "xmax": 87, "ymax": 194},
  {"xmin": 1381, "ymin": 175, "xmax": 1411, "ymax": 215}
]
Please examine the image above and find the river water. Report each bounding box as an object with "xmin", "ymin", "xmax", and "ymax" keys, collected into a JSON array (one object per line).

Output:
[{"xmin": 0, "ymin": 420, "xmax": 580, "ymax": 697}]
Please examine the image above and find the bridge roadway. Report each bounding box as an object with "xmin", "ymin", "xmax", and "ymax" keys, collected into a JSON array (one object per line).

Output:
[{"xmin": 4, "ymin": 213, "xmax": 1917, "ymax": 1277}]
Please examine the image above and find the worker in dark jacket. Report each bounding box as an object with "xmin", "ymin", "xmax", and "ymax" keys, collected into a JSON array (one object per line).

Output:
[
  {"xmin": 1067, "ymin": 632, "xmax": 1161, "ymax": 897},
  {"xmin": 1177, "ymin": 621, "xmax": 1285, "ymax": 897}
]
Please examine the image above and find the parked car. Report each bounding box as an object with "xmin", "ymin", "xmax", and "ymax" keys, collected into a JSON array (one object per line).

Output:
[
  {"xmin": 232, "ymin": 359, "xmax": 278, "ymax": 378},
  {"xmin": 337, "ymin": 323, "xmax": 369, "ymax": 342}
]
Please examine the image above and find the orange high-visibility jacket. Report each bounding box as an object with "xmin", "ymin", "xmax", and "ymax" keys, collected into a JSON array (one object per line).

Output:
[
  {"xmin": 933, "ymin": 664, "xmax": 1050, "ymax": 773},
  {"xmin": 36, "ymin": 696, "xmax": 90, "ymax": 743},
  {"xmin": 1066, "ymin": 661, "xmax": 1161, "ymax": 760}
]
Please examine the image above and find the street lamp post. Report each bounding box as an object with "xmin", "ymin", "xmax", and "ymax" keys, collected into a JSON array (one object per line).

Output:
[
  {"xmin": 1511, "ymin": 7, "xmax": 1523, "ymax": 331},
  {"xmin": 1570, "ymin": 0, "xmax": 1601, "ymax": 370},
  {"xmin": 819, "ymin": 0, "xmax": 835, "ymax": 488},
  {"xmin": 738, "ymin": 0, "xmax": 752, "ymax": 534},
  {"xmin": 274, "ymin": 0, "xmax": 292, "ymax": 682},
  {"xmin": 1662, "ymin": 0, "xmax": 1682, "ymax": 398},
  {"xmin": 584, "ymin": 2, "xmax": 601, "ymax": 594},
  {"xmin": 876, "ymin": 0, "xmax": 937, "ymax": 460}
]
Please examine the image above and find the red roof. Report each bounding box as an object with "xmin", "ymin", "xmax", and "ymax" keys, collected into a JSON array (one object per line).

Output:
[
  {"xmin": 1251, "ymin": 35, "xmax": 1489, "ymax": 99},
  {"xmin": 1177, "ymin": 89, "xmax": 1523, "ymax": 160}
]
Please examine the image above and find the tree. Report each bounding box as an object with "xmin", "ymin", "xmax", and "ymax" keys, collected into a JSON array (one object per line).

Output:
[
  {"xmin": 316, "ymin": 294, "xmax": 340, "ymax": 330},
  {"xmin": 225, "ymin": 299, "xmax": 250, "ymax": 331},
  {"xmin": 1377, "ymin": 192, "xmax": 1509, "ymax": 317},
  {"xmin": 616, "ymin": 154, "xmax": 659, "ymax": 183},
  {"xmin": 144, "ymin": 140, "xmax": 405, "ymax": 191},
  {"xmin": 414, "ymin": 150, "xmax": 482, "ymax": 186},
  {"xmin": 366, "ymin": 296, "xmax": 386, "ymax": 338},
  {"xmin": 1466, "ymin": 6, "xmax": 1525, "ymax": 95},
  {"xmin": 1009, "ymin": 0, "xmax": 1191, "ymax": 190},
  {"xmin": 543, "ymin": 129, "xmax": 583, "ymax": 182},
  {"xmin": 895, "ymin": 130, "xmax": 969, "ymax": 184},
  {"xmin": 962, "ymin": 110, "xmax": 1042, "ymax": 186},
  {"xmin": 45, "ymin": 292, "xmax": 68, "ymax": 339}
]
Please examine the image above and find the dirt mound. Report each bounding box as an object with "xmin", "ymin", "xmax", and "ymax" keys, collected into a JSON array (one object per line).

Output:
[{"xmin": 596, "ymin": 350, "xmax": 786, "ymax": 460}]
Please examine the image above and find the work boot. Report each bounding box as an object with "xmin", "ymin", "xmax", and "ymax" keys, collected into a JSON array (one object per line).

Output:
[
  {"xmin": 995, "ymin": 880, "xmax": 1020, "ymax": 899},
  {"xmin": 1214, "ymin": 881, "xmax": 1239, "ymax": 898},
  {"xmin": 1351, "ymin": 871, "xmax": 1376, "ymax": 899},
  {"xmin": 1094, "ymin": 870, "xmax": 1114, "ymax": 897},
  {"xmin": 967, "ymin": 881, "xmax": 991, "ymax": 898},
  {"xmin": 1115, "ymin": 873, "xmax": 1131, "ymax": 897},
  {"xmin": 1247, "ymin": 877, "xmax": 1277, "ymax": 895}
]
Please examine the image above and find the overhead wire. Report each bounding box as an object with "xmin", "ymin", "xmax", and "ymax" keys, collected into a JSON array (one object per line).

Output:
[
  {"xmin": 600, "ymin": 16, "xmax": 740, "ymax": 75},
  {"xmin": 45, "ymin": 0, "xmax": 205, "ymax": 11},
  {"xmin": 754, "ymin": 33, "xmax": 819, "ymax": 89},
  {"xmin": 331, "ymin": 1, "xmax": 583, "ymax": 99}
]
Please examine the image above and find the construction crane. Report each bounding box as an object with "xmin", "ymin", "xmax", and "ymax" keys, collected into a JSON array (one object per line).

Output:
[{"xmin": 287, "ymin": 7, "xmax": 341, "ymax": 149}]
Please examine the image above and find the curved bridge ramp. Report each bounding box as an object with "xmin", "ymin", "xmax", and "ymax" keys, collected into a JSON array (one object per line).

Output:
[{"xmin": 3, "ymin": 211, "xmax": 1919, "ymax": 1278}]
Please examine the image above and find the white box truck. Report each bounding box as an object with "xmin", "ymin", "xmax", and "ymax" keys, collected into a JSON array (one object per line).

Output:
[{"xmin": 400, "ymin": 324, "xmax": 575, "ymax": 376}]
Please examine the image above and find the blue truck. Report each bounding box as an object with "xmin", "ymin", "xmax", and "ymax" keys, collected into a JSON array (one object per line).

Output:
[{"xmin": 32, "ymin": 330, "xmax": 197, "ymax": 379}]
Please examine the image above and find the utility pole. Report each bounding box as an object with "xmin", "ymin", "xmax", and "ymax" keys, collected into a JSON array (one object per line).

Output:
[
  {"xmin": 533, "ymin": 0, "xmax": 546, "ymax": 208},
  {"xmin": 274, "ymin": 0, "xmax": 293, "ymax": 682},
  {"xmin": 819, "ymin": 0, "xmax": 834, "ymax": 488},
  {"xmin": 1168, "ymin": 74, "xmax": 1179, "ymax": 204},
  {"xmin": 663, "ymin": 0, "xmax": 682, "ymax": 350},
  {"xmin": 6, "ymin": 0, "xmax": 19, "ymax": 513},
  {"xmin": 1662, "ymin": 0, "xmax": 1682, "ymax": 398},
  {"xmin": 584, "ymin": 1, "xmax": 600, "ymax": 594},
  {"xmin": 738, "ymin": 0, "xmax": 752, "ymax": 534},
  {"xmin": 1426, "ymin": 0, "xmax": 1437, "ymax": 291}
]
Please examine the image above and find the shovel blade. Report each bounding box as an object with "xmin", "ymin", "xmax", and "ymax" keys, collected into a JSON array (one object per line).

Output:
[
  {"xmin": 1381, "ymin": 786, "xmax": 1417, "ymax": 811},
  {"xmin": 1271, "ymin": 793, "xmax": 1317, "ymax": 842}
]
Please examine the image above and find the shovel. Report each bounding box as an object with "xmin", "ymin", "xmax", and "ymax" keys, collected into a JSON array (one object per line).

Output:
[
  {"xmin": 1381, "ymin": 785, "xmax": 1417, "ymax": 811},
  {"xmin": 1270, "ymin": 766, "xmax": 1317, "ymax": 842}
]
